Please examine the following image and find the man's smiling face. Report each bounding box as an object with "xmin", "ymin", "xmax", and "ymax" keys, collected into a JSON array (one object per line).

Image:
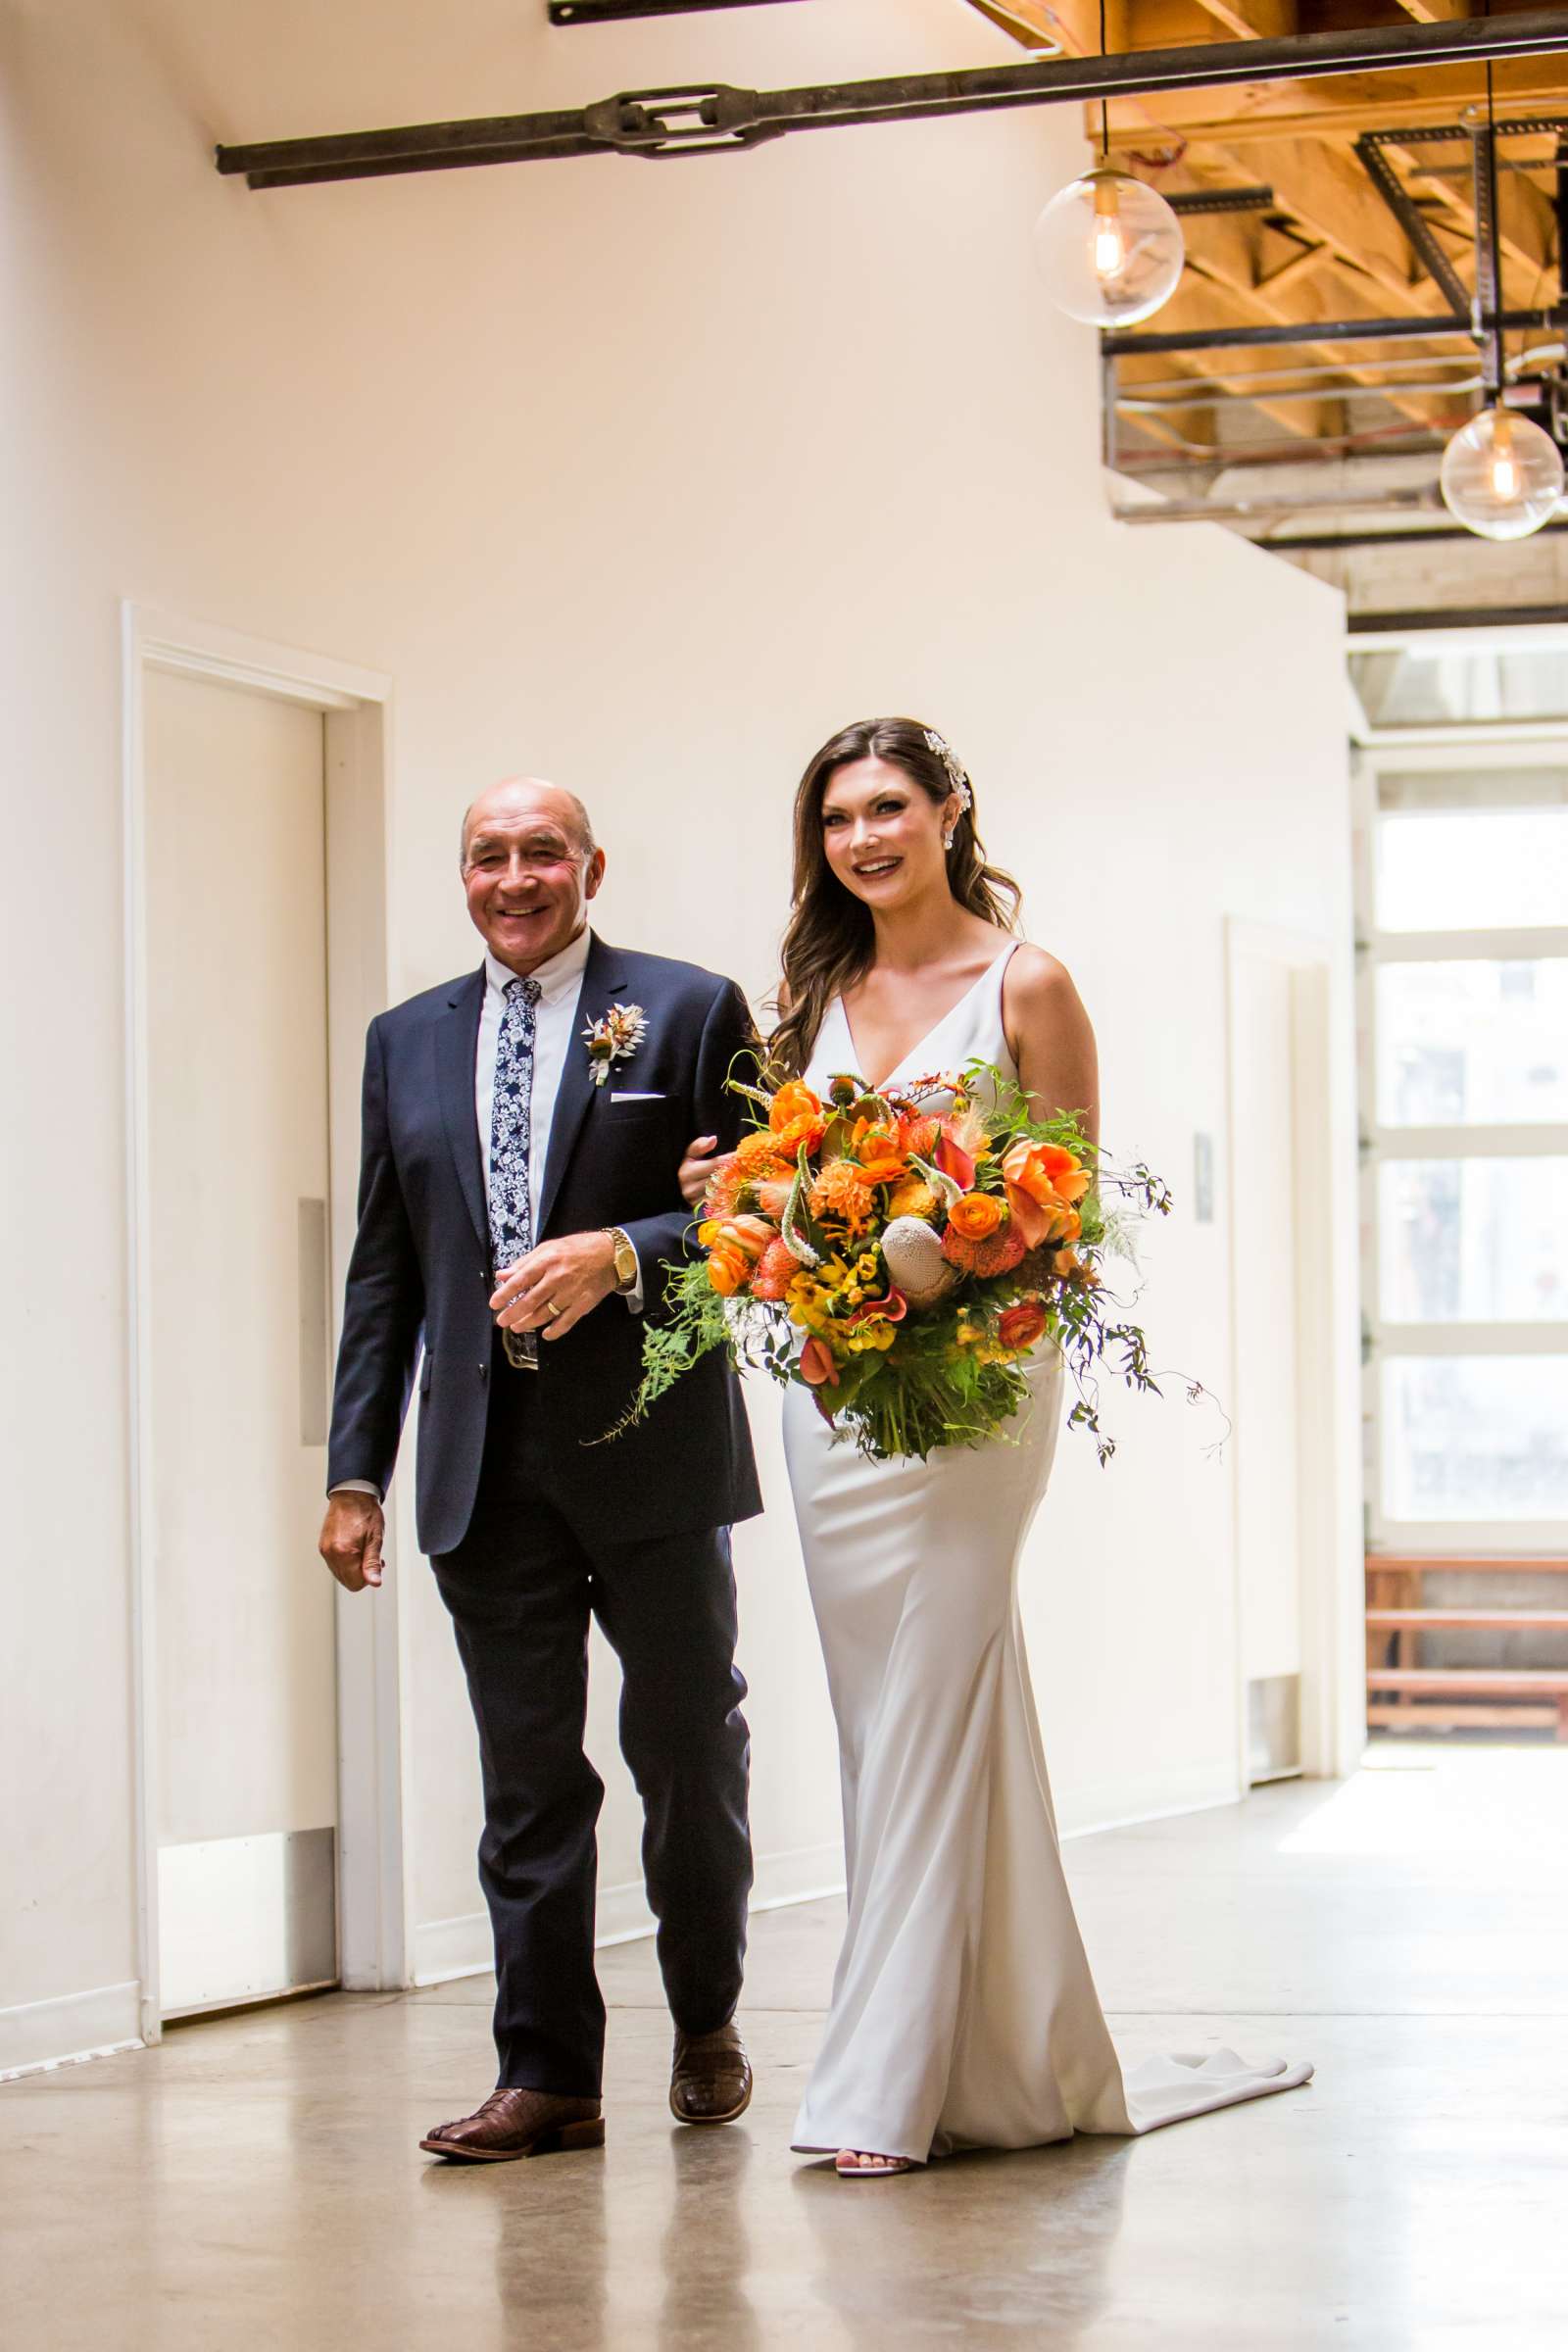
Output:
[{"xmin": 460, "ymin": 779, "xmax": 605, "ymax": 975}]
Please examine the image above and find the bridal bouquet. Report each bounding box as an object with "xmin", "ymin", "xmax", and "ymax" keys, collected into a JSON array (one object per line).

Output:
[{"xmin": 617, "ymin": 1061, "xmax": 1173, "ymax": 1465}]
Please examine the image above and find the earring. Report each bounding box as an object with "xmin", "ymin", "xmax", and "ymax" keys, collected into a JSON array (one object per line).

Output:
[{"xmin": 943, "ymin": 834, "xmax": 956, "ymax": 851}]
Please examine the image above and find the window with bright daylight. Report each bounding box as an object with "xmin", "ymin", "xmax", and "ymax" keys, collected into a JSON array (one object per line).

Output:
[{"xmin": 1358, "ymin": 756, "xmax": 1568, "ymax": 1544}]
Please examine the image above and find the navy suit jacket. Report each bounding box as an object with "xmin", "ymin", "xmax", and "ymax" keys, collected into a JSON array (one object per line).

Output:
[{"xmin": 326, "ymin": 932, "xmax": 764, "ymax": 1556}]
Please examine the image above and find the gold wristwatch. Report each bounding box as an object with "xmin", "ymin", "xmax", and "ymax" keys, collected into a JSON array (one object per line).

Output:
[{"xmin": 605, "ymin": 1226, "xmax": 639, "ymax": 1294}]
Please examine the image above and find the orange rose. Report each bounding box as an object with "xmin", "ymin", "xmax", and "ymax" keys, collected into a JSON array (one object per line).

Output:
[
  {"xmin": 998, "ymin": 1299, "xmax": 1049, "ymax": 1351},
  {"xmin": 948, "ymin": 1191, "xmax": 1006, "ymax": 1241},
  {"xmin": 768, "ymin": 1080, "xmax": 827, "ymax": 1155},
  {"xmin": 799, "ymin": 1336, "xmax": 841, "ymax": 1388}
]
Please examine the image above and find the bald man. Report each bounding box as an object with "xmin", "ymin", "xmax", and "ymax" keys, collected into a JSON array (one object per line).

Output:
[{"xmin": 321, "ymin": 780, "xmax": 760, "ymax": 2163}]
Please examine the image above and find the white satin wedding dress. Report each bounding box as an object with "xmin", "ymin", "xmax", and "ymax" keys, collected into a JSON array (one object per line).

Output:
[{"xmin": 782, "ymin": 943, "xmax": 1311, "ymax": 2162}]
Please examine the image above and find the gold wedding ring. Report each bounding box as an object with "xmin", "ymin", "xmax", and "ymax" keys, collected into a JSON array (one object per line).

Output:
[{"xmin": 544, "ymin": 1298, "xmax": 564, "ymax": 1320}]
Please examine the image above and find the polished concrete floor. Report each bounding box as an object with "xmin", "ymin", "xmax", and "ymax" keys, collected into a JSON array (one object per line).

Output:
[{"xmin": 7, "ymin": 1742, "xmax": 1567, "ymax": 2349}]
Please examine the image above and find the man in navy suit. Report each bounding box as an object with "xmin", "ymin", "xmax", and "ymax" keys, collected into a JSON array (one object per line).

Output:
[{"xmin": 319, "ymin": 777, "xmax": 760, "ymax": 2163}]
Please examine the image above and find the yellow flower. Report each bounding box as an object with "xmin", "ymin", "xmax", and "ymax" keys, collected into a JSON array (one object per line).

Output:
[{"xmin": 887, "ymin": 1176, "xmax": 941, "ymax": 1222}]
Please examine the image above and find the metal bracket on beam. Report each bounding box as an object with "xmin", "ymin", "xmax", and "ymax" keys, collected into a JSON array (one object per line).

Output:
[
  {"xmin": 1353, "ymin": 136, "xmax": 1469, "ymax": 318},
  {"xmin": 1471, "ymin": 123, "xmax": 1503, "ymax": 397},
  {"xmin": 1168, "ymin": 185, "xmax": 1274, "ymax": 217},
  {"xmin": 215, "ymin": 9, "xmax": 1568, "ymax": 189}
]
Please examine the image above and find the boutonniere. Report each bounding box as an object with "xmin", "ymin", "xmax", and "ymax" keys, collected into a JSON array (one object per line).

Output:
[{"xmin": 583, "ymin": 1002, "xmax": 649, "ymax": 1087}]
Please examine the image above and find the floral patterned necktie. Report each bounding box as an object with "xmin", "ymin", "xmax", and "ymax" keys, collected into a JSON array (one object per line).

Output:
[{"xmin": 490, "ymin": 974, "xmax": 544, "ymax": 1369}]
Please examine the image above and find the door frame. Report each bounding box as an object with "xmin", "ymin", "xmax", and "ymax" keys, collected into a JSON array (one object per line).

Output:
[
  {"xmin": 122, "ymin": 604, "xmax": 404, "ymax": 2042},
  {"xmin": 1224, "ymin": 916, "xmax": 1363, "ymax": 1785}
]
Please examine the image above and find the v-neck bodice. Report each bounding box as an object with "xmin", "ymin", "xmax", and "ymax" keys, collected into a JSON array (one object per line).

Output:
[{"xmin": 807, "ymin": 942, "xmax": 1020, "ymax": 1095}]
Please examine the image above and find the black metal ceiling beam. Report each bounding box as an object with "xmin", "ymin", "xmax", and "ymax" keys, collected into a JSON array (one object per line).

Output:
[
  {"xmin": 215, "ymin": 8, "xmax": 1568, "ymax": 189},
  {"xmin": 1353, "ymin": 135, "xmax": 1469, "ymax": 318},
  {"xmin": 1103, "ymin": 307, "xmax": 1565, "ymax": 357},
  {"xmin": 1348, "ymin": 604, "xmax": 1568, "ymax": 631},
  {"xmin": 549, "ymin": 0, "xmax": 804, "ymax": 22},
  {"xmin": 1260, "ymin": 519, "xmax": 1568, "ymax": 552}
]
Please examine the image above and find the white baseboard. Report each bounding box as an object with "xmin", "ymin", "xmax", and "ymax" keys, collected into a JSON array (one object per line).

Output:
[
  {"xmin": 411, "ymin": 1840, "xmax": 848, "ymax": 1986},
  {"xmin": 410, "ymin": 1787, "xmax": 1250, "ymax": 1986},
  {"xmin": 0, "ymin": 1980, "xmax": 142, "ymax": 2081},
  {"xmin": 1057, "ymin": 1768, "xmax": 1243, "ymax": 1842},
  {"xmin": 410, "ymin": 1911, "xmax": 494, "ymax": 1986}
]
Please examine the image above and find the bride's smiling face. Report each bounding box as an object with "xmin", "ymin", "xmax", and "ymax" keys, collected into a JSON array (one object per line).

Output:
[{"xmin": 820, "ymin": 756, "xmax": 957, "ymax": 909}]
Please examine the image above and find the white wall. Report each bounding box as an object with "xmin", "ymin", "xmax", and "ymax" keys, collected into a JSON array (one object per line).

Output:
[{"xmin": 0, "ymin": 0, "xmax": 1357, "ymax": 2064}]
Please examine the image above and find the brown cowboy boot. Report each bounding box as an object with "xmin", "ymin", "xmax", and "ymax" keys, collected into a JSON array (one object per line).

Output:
[
  {"xmin": 419, "ymin": 2086, "xmax": 605, "ymax": 2163},
  {"xmin": 669, "ymin": 2021, "xmax": 753, "ymax": 2126}
]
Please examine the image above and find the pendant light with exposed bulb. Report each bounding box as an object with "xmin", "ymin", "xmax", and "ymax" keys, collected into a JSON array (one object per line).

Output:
[
  {"xmin": 1033, "ymin": 1, "xmax": 1185, "ymax": 327},
  {"xmin": 1439, "ymin": 37, "xmax": 1565, "ymax": 540},
  {"xmin": 1441, "ymin": 402, "xmax": 1564, "ymax": 540}
]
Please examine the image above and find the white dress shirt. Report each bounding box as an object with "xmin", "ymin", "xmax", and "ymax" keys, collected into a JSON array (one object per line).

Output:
[{"xmin": 331, "ymin": 923, "xmax": 640, "ymax": 1502}]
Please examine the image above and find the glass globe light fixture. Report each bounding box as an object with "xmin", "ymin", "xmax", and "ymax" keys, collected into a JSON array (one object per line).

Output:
[
  {"xmin": 1440, "ymin": 404, "xmax": 1564, "ymax": 541},
  {"xmin": 1033, "ymin": 167, "xmax": 1185, "ymax": 327}
]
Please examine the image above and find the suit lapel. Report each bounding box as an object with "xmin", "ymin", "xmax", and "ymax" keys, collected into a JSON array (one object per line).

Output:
[
  {"xmin": 435, "ymin": 967, "xmax": 488, "ymax": 1250},
  {"xmin": 536, "ymin": 930, "xmax": 628, "ymax": 1240}
]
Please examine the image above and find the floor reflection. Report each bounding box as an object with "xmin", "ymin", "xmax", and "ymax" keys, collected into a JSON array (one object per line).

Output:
[
  {"xmin": 423, "ymin": 2145, "xmax": 612, "ymax": 2349},
  {"xmin": 659, "ymin": 2125, "xmax": 761, "ymax": 2350},
  {"xmin": 792, "ymin": 2134, "xmax": 1133, "ymax": 2344}
]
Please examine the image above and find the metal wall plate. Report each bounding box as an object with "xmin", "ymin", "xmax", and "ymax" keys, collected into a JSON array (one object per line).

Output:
[
  {"xmin": 159, "ymin": 1827, "xmax": 337, "ymax": 2018},
  {"xmin": 1248, "ymin": 1673, "xmax": 1302, "ymax": 1785}
]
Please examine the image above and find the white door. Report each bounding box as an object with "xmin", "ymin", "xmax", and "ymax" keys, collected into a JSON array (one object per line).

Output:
[
  {"xmin": 1229, "ymin": 936, "xmax": 1308, "ymax": 1781},
  {"xmin": 144, "ymin": 667, "xmax": 338, "ymax": 2018}
]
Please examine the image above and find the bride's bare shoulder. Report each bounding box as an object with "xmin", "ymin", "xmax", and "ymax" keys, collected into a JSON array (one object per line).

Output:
[{"xmin": 1002, "ymin": 942, "xmax": 1087, "ymax": 1014}]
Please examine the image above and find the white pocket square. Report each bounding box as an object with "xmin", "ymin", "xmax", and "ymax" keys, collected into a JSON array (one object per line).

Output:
[{"xmin": 609, "ymin": 1090, "xmax": 666, "ymax": 1102}]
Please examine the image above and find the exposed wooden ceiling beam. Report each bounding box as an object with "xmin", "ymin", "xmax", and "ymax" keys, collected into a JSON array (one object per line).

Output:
[
  {"xmin": 1176, "ymin": 257, "xmax": 1465, "ymax": 427},
  {"xmin": 1101, "ymin": 59, "xmax": 1568, "ymax": 147},
  {"xmin": 1393, "ymin": 138, "xmax": 1556, "ymax": 286},
  {"xmin": 1184, "ymin": 0, "xmax": 1296, "ymax": 41}
]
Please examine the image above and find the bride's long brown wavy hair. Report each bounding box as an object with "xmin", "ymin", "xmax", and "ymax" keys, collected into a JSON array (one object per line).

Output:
[{"xmin": 768, "ymin": 717, "xmax": 1023, "ymax": 1080}]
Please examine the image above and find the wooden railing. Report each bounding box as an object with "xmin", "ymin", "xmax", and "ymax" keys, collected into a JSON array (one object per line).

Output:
[{"xmin": 1365, "ymin": 1555, "xmax": 1568, "ymax": 1741}]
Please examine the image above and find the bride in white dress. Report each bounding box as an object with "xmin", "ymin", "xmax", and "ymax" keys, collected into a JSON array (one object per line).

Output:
[{"xmin": 682, "ymin": 717, "xmax": 1310, "ymax": 2177}]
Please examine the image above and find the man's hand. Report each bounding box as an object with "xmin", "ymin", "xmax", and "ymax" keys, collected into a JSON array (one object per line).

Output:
[
  {"xmin": 319, "ymin": 1492, "xmax": 385, "ymax": 1592},
  {"xmin": 491, "ymin": 1230, "xmax": 619, "ymax": 1341},
  {"xmin": 677, "ymin": 1134, "xmax": 733, "ymax": 1213}
]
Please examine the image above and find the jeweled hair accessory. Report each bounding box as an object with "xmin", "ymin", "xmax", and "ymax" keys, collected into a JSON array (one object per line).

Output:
[{"xmin": 923, "ymin": 728, "xmax": 973, "ymax": 813}]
